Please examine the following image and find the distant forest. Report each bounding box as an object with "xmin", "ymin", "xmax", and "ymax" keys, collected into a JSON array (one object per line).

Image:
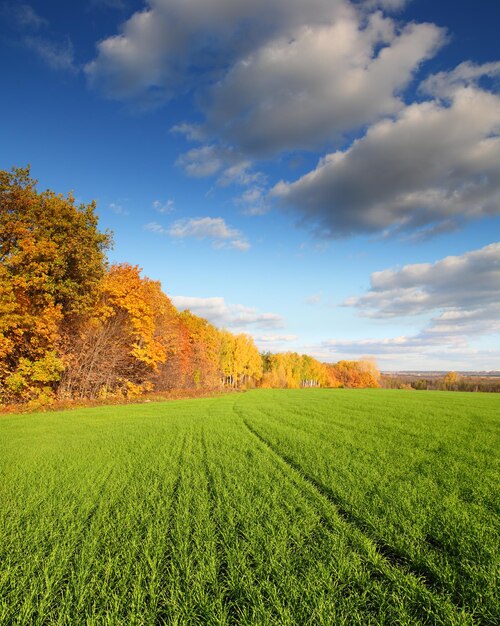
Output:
[
  {"xmin": 1, "ymin": 167, "xmax": 383, "ymax": 408},
  {"xmin": 382, "ymin": 372, "xmax": 500, "ymax": 393}
]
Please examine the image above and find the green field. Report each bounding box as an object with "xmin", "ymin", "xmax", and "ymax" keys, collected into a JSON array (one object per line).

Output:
[{"xmin": 1, "ymin": 390, "xmax": 499, "ymax": 625}]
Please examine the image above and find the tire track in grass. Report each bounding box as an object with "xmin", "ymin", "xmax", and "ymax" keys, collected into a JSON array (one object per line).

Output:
[
  {"xmin": 240, "ymin": 417, "xmax": 476, "ymax": 625},
  {"xmin": 204, "ymin": 398, "xmax": 268, "ymax": 625},
  {"xmin": 245, "ymin": 398, "xmax": 500, "ymax": 626},
  {"xmin": 205, "ymin": 400, "xmax": 307, "ymax": 625}
]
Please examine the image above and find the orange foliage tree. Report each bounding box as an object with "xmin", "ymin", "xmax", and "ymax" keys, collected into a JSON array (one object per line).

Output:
[
  {"xmin": 59, "ymin": 264, "xmax": 178, "ymax": 399},
  {"xmin": 326, "ymin": 360, "xmax": 380, "ymax": 388},
  {"xmin": 164, "ymin": 310, "xmax": 222, "ymax": 389},
  {"xmin": 0, "ymin": 167, "xmax": 111, "ymax": 405}
]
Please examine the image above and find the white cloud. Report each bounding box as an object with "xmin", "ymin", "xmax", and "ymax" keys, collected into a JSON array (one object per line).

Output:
[
  {"xmin": 253, "ymin": 333, "xmax": 300, "ymax": 351},
  {"xmin": 217, "ymin": 162, "xmax": 265, "ymax": 188},
  {"xmin": 206, "ymin": 12, "xmax": 443, "ymax": 156},
  {"xmin": 148, "ymin": 216, "xmax": 250, "ymax": 251},
  {"xmin": 153, "ymin": 199, "xmax": 174, "ymax": 213},
  {"xmin": 273, "ymin": 76, "xmax": 500, "ymax": 238},
  {"xmin": 175, "ymin": 144, "xmax": 265, "ymax": 191},
  {"xmin": 86, "ymin": 0, "xmax": 443, "ymax": 157},
  {"xmin": 420, "ymin": 60, "xmax": 500, "ymax": 99},
  {"xmin": 86, "ymin": 1, "xmax": 499, "ymax": 244},
  {"xmin": 346, "ymin": 242, "xmax": 500, "ymax": 320},
  {"xmin": 224, "ymin": 238, "xmax": 251, "ymax": 252},
  {"xmin": 144, "ymin": 221, "xmax": 168, "ymax": 234},
  {"xmin": 171, "ymin": 122, "xmax": 206, "ymax": 142},
  {"xmin": 235, "ymin": 186, "xmax": 270, "ymax": 216},
  {"xmin": 324, "ymin": 336, "xmax": 430, "ymax": 354},
  {"xmin": 86, "ymin": 0, "xmax": 342, "ymax": 105},
  {"xmin": 327, "ymin": 243, "xmax": 500, "ymax": 366},
  {"xmin": 176, "ymin": 145, "xmax": 225, "ymax": 178},
  {"xmin": 171, "ymin": 296, "xmax": 284, "ymax": 330},
  {"xmin": 168, "ymin": 217, "xmax": 237, "ymax": 239}
]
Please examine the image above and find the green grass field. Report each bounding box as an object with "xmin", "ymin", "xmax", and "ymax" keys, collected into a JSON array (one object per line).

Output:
[{"xmin": 1, "ymin": 389, "xmax": 499, "ymax": 625}]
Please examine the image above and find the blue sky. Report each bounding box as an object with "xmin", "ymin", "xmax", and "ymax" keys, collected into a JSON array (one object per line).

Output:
[{"xmin": 1, "ymin": 0, "xmax": 499, "ymax": 370}]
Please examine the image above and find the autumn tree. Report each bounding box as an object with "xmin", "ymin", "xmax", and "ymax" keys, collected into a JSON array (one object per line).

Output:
[
  {"xmin": 443, "ymin": 371, "xmax": 460, "ymax": 390},
  {"xmin": 219, "ymin": 330, "xmax": 237, "ymax": 386},
  {"xmin": 233, "ymin": 333, "xmax": 263, "ymax": 388},
  {"xmin": 326, "ymin": 360, "xmax": 380, "ymax": 388},
  {"xmin": 262, "ymin": 352, "xmax": 326, "ymax": 388},
  {"xmin": 0, "ymin": 167, "xmax": 111, "ymax": 404},
  {"xmin": 218, "ymin": 331, "xmax": 262, "ymax": 388},
  {"xmin": 165, "ymin": 310, "xmax": 221, "ymax": 389},
  {"xmin": 60, "ymin": 264, "xmax": 177, "ymax": 399}
]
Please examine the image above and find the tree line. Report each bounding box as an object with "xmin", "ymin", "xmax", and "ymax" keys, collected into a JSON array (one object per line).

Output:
[
  {"xmin": 0, "ymin": 167, "xmax": 379, "ymax": 408},
  {"xmin": 382, "ymin": 372, "xmax": 500, "ymax": 393}
]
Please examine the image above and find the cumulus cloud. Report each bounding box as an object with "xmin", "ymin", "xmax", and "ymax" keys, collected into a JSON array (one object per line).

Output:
[
  {"xmin": 171, "ymin": 123, "xmax": 206, "ymax": 142},
  {"xmin": 273, "ymin": 74, "xmax": 500, "ymax": 238},
  {"xmin": 86, "ymin": 0, "xmax": 443, "ymax": 156},
  {"xmin": 328, "ymin": 243, "xmax": 500, "ymax": 364},
  {"xmin": 175, "ymin": 144, "xmax": 265, "ymax": 190},
  {"xmin": 85, "ymin": 0, "xmax": 341, "ymax": 104},
  {"xmin": 168, "ymin": 217, "xmax": 237, "ymax": 239},
  {"xmin": 206, "ymin": 13, "xmax": 443, "ymax": 156},
  {"xmin": 147, "ymin": 216, "xmax": 250, "ymax": 250},
  {"xmin": 322, "ymin": 335, "xmax": 451, "ymax": 357},
  {"xmin": 176, "ymin": 145, "xmax": 226, "ymax": 178},
  {"xmin": 86, "ymin": 1, "xmax": 499, "ymax": 243},
  {"xmin": 420, "ymin": 60, "xmax": 500, "ymax": 98},
  {"xmin": 171, "ymin": 296, "xmax": 284, "ymax": 330},
  {"xmin": 346, "ymin": 242, "xmax": 500, "ymax": 319},
  {"xmin": 253, "ymin": 334, "xmax": 300, "ymax": 351}
]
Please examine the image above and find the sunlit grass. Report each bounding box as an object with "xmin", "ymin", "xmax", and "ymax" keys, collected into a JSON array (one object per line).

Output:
[{"xmin": 1, "ymin": 389, "xmax": 498, "ymax": 624}]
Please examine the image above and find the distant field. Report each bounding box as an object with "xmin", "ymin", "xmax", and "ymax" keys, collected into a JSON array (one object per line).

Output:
[{"xmin": 1, "ymin": 389, "xmax": 499, "ymax": 625}]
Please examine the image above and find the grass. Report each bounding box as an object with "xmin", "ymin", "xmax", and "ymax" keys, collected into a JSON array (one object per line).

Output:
[{"xmin": 0, "ymin": 389, "xmax": 498, "ymax": 625}]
